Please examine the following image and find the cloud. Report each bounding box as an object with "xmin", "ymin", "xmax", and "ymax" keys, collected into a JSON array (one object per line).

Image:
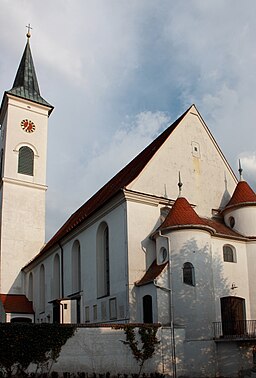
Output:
[
  {"xmin": 238, "ymin": 152, "xmax": 256, "ymax": 190},
  {"xmin": 46, "ymin": 110, "xmax": 170, "ymax": 239}
]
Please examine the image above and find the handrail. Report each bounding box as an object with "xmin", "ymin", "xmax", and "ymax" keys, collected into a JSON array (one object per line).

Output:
[{"xmin": 213, "ymin": 320, "xmax": 256, "ymax": 340}]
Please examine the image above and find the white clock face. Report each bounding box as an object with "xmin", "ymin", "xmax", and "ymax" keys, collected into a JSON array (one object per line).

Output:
[{"xmin": 21, "ymin": 119, "xmax": 36, "ymax": 133}]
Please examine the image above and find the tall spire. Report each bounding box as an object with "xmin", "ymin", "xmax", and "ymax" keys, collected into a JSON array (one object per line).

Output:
[{"xmin": 6, "ymin": 29, "xmax": 53, "ymax": 112}]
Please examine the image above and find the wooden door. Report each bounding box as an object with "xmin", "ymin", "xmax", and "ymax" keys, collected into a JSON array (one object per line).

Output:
[{"xmin": 221, "ymin": 296, "xmax": 246, "ymax": 336}]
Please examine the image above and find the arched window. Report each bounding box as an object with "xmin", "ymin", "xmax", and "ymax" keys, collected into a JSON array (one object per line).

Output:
[
  {"xmin": 18, "ymin": 146, "xmax": 34, "ymax": 176},
  {"xmin": 72, "ymin": 241, "xmax": 81, "ymax": 294},
  {"xmin": 28, "ymin": 272, "xmax": 33, "ymax": 301},
  {"xmin": 223, "ymin": 245, "xmax": 236, "ymax": 263},
  {"xmin": 53, "ymin": 254, "xmax": 60, "ymax": 299},
  {"xmin": 39, "ymin": 264, "xmax": 45, "ymax": 312},
  {"xmin": 97, "ymin": 223, "xmax": 110, "ymax": 298},
  {"xmin": 143, "ymin": 295, "xmax": 153, "ymax": 323},
  {"xmin": 183, "ymin": 262, "xmax": 195, "ymax": 286}
]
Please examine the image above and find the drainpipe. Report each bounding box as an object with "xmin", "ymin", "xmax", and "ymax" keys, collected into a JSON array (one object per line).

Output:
[
  {"xmin": 58, "ymin": 242, "xmax": 64, "ymax": 299},
  {"xmin": 158, "ymin": 231, "xmax": 177, "ymax": 378}
]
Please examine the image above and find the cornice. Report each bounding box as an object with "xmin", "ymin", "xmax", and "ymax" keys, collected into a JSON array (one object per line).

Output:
[{"xmin": 2, "ymin": 177, "xmax": 47, "ymax": 191}]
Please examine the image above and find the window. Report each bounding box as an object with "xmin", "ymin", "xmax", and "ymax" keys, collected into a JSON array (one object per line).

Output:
[
  {"xmin": 109, "ymin": 298, "xmax": 117, "ymax": 320},
  {"xmin": 72, "ymin": 240, "xmax": 81, "ymax": 293},
  {"xmin": 97, "ymin": 223, "xmax": 110, "ymax": 298},
  {"xmin": 53, "ymin": 254, "xmax": 60, "ymax": 299},
  {"xmin": 18, "ymin": 146, "xmax": 34, "ymax": 176},
  {"xmin": 192, "ymin": 141, "xmax": 201, "ymax": 158},
  {"xmin": 183, "ymin": 262, "xmax": 195, "ymax": 286},
  {"xmin": 143, "ymin": 295, "xmax": 153, "ymax": 323},
  {"xmin": 85, "ymin": 306, "xmax": 90, "ymax": 322},
  {"xmin": 39, "ymin": 264, "xmax": 45, "ymax": 312},
  {"xmin": 159, "ymin": 247, "xmax": 168, "ymax": 264},
  {"xmin": 223, "ymin": 245, "xmax": 236, "ymax": 262},
  {"xmin": 28, "ymin": 272, "xmax": 33, "ymax": 301}
]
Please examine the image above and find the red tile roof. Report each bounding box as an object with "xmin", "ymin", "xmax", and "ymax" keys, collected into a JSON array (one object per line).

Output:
[
  {"xmin": 25, "ymin": 106, "xmax": 192, "ymax": 266},
  {"xmin": 203, "ymin": 217, "xmax": 246, "ymax": 239},
  {"xmin": 224, "ymin": 181, "xmax": 256, "ymax": 210},
  {"xmin": 159, "ymin": 197, "xmax": 247, "ymax": 239},
  {"xmin": 160, "ymin": 197, "xmax": 213, "ymax": 231},
  {"xmin": 135, "ymin": 259, "xmax": 168, "ymax": 286},
  {"xmin": 0, "ymin": 294, "xmax": 34, "ymax": 314}
]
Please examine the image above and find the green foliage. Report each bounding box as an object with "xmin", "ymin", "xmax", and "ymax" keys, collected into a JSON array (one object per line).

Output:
[
  {"xmin": 122, "ymin": 325, "xmax": 160, "ymax": 377},
  {"xmin": 0, "ymin": 323, "xmax": 76, "ymax": 377}
]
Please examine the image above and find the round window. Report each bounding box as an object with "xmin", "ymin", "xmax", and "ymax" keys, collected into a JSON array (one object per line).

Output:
[
  {"xmin": 159, "ymin": 247, "xmax": 168, "ymax": 263},
  {"xmin": 229, "ymin": 216, "xmax": 235, "ymax": 229}
]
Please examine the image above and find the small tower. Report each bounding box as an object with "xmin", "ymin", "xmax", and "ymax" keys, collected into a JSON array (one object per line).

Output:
[{"xmin": 0, "ymin": 30, "xmax": 53, "ymax": 294}]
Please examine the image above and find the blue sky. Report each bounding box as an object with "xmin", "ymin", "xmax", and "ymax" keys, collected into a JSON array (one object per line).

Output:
[{"xmin": 0, "ymin": 0, "xmax": 256, "ymax": 240}]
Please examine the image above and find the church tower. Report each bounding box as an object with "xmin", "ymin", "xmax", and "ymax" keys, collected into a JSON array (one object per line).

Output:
[{"xmin": 0, "ymin": 30, "xmax": 53, "ymax": 294}]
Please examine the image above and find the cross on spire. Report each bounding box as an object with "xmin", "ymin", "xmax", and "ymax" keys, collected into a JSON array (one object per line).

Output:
[{"xmin": 26, "ymin": 24, "xmax": 33, "ymax": 39}]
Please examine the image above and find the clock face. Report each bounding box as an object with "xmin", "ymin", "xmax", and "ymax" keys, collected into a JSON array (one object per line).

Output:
[{"xmin": 21, "ymin": 119, "xmax": 36, "ymax": 133}]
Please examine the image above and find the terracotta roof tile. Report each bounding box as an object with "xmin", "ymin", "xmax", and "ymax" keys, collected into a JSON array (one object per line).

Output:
[
  {"xmin": 135, "ymin": 260, "xmax": 168, "ymax": 286},
  {"xmin": 203, "ymin": 217, "xmax": 245, "ymax": 238},
  {"xmin": 224, "ymin": 181, "xmax": 256, "ymax": 210},
  {"xmin": 160, "ymin": 197, "xmax": 209, "ymax": 230},
  {"xmin": 159, "ymin": 197, "xmax": 247, "ymax": 239},
  {"xmin": 26, "ymin": 106, "xmax": 192, "ymax": 265},
  {"xmin": 0, "ymin": 294, "xmax": 34, "ymax": 314}
]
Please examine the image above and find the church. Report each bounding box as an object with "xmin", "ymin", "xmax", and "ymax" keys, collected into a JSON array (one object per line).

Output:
[{"xmin": 1, "ymin": 32, "xmax": 256, "ymax": 376}]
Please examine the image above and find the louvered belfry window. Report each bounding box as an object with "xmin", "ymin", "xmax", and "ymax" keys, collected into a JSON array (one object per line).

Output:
[{"xmin": 18, "ymin": 146, "xmax": 34, "ymax": 176}]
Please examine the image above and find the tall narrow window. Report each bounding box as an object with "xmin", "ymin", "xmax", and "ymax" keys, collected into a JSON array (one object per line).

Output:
[
  {"xmin": 143, "ymin": 295, "xmax": 153, "ymax": 323},
  {"xmin": 183, "ymin": 262, "xmax": 195, "ymax": 286},
  {"xmin": 39, "ymin": 264, "xmax": 45, "ymax": 312},
  {"xmin": 28, "ymin": 272, "xmax": 33, "ymax": 302},
  {"xmin": 97, "ymin": 223, "xmax": 110, "ymax": 298},
  {"xmin": 18, "ymin": 146, "xmax": 34, "ymax": 176},
  {"xmin": 72, "ymin": 240, "xmax": 81, "ymax": 294},
  {"xmin": 53, "ymin": 254, "xmax": 60, "ymax": 299}
]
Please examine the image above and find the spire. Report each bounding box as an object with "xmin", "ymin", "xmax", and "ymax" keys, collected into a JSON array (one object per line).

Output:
[
  {"xmin": 159, "ymin": 196, "xmax": 212, "ymax": 231},
  {"xmin": 6, "ymin": 29, "xmax": 53, "ymax": 112},
  {"xmin": 224, "ymin": 181, "xmax": 256, "ymax": 210},
  {"xmin": 238, "ymin": 159, "xmax": 243, "ymax": 181},
  {"xmin": 178, "ymin": 171, "xmax": 183, "ymax": 197}
]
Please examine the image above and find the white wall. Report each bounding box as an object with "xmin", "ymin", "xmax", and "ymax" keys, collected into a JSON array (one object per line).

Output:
[
  {"xmin": 127, "ymin": 107, "xmax": 237, "ymax": 218},
  {"xmin": 25, "ymin": 199, "xmax": 129, "ymax": 324}
]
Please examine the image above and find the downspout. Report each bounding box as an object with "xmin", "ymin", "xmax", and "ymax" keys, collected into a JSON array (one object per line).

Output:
[
  {"xmin": 58, "ymin": 242, "xmax": 64, "ymax": 324},
  {"xmin": 158, "ymin": 230, "xmax": 177, "ymax": 378}
]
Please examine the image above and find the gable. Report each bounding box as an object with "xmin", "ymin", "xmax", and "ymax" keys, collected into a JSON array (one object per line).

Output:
[{"xmin": 127, "ymin": 105, "xmax": 237, "ymax": 217}]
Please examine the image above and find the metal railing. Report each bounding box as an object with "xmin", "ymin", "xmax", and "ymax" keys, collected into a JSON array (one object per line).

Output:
[{"xmin": 213, "ymin": 320, "xmax": 256, "ymax": 340}]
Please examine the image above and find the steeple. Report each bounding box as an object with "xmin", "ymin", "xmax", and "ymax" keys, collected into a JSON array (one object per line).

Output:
[{"xmin": 5, "ymin": 30, "xmax": 53, "ymax": 113}]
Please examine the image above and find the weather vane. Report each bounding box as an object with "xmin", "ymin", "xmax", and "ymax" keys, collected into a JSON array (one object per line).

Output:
[{"xmin": 26, "ymin": 23, "xmax": 33, "ymax": 39}]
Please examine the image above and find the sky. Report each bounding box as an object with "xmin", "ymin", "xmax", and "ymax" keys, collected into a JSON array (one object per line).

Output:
[{"xmin": 0, "ymin": 0, "xmax": 256, "ymax": 241}]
